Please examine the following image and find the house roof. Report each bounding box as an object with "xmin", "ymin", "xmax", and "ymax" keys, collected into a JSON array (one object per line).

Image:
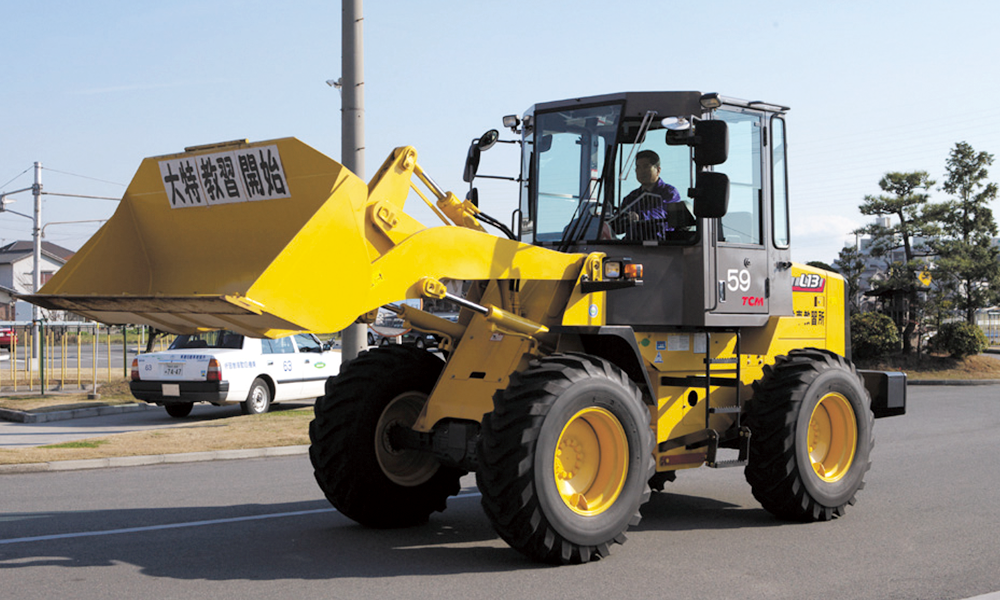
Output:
[{"xmin": 0, "ymin": 240, "xmax": 75, "ymax": 265}]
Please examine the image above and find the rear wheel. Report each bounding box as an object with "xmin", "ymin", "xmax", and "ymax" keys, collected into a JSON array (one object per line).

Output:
[
  {"xmin": 241, "ymin": 378, "xmax": 271, "ymax": 415},
  {"xmin": 476, "ymin": 354, "xmax": 654, "ymax": 564},
  {"xmin": 745, "ymin": 348, "xmax": 874, "ymax": 521},
  {"xmin": 309, "ymin": 345, "xmax": 463, "ymax": 528},
  {"xmin": 164, "ymin": 403, "xmax": 193, "ymax": 418}
]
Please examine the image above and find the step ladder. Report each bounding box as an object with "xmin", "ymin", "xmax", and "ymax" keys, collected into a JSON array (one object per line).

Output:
[{"xmin": 657, "ymin": 330, "xmax": 751, "ymax": 468}]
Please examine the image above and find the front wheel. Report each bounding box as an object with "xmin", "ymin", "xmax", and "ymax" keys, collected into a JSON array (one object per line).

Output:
[
  {"xmin": 309, "ymin": 345, "xmax": 463, "ymax": 528},
  {"xmin": 476, "ymin": 354, "xmax": 654, "ymax": 564},
  {"xmin": 744, "ymin": 349, "xmax": 874, "ymax": 522}
]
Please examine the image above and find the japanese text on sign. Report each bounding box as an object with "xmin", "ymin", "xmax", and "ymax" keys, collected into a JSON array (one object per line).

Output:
[{"xmin": 158, "ymin": 145, "xmax": 291, "ymax": 208}]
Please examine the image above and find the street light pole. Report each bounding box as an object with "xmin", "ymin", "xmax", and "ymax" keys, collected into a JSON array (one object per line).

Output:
[{"xmin": 339, "ymin": 0, "xmax": 367, "ymax": 361}]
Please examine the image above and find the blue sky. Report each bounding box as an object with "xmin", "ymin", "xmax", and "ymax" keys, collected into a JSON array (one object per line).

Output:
[{"xmin": 3, "ymin": 0, "xmax": 1000, "ymax": 265}]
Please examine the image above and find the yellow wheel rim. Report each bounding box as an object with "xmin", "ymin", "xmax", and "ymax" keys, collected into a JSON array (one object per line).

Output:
[
  {"xmin": 553, "ymin": 407, "xmax": 628, "ymax": 516},
  {"xmin": 807, "ymin": 392, "xmax": 858, "ymax": 482}
]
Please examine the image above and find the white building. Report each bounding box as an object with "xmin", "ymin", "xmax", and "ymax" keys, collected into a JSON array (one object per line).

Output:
[{"xmin": 0, "ymin": 240, "xmax": 74, "ymax": 321}]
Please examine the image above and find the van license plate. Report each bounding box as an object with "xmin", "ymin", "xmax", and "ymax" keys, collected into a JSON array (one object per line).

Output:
[{"xmin": 164, "ymin": 364, "xmax": 183, "ymax": 377}]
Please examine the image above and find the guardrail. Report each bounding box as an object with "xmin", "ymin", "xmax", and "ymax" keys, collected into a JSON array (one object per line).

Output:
[{"xmin": 0, "ymin": 323, "xmax": 172, "ymax": 394}]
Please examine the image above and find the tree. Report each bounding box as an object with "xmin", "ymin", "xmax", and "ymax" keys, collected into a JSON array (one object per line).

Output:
[
  {"xmin": 835, "ymin": 245, "xmax": 866, "ymax": 314},
  {"xmin": 806, "ymin": 260, "xmax": 837, "ymax": 272},
  {"xmin": 931, "ymin": 142, "xmax": 1000, "ymax": 324},
  {"xmin": 854, "ymin": 171, "xmax": 937, "ymax": 353}
]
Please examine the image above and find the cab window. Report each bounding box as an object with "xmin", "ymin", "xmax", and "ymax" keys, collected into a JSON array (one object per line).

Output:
[
  {"xmin": 771, "ymin": 116, "xmax": 790, "ymax": 248},
  {"xmin": 716, "ymin": 110, "xmax": 763, "ymax": 245},
  {"xmin": 533, "ymin": 104, "xmax": 621, "ymax": 243}
]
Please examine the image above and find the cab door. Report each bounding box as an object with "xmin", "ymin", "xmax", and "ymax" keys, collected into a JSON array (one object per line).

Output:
[{"xmin": 712, "ymin": 108, "xmax": 770, "ymax": 316}]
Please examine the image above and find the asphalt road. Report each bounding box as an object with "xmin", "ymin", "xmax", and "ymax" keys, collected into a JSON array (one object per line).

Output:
[{"xmin": 1, "ymin": 386, "xmax": 999, "ymax": 599}]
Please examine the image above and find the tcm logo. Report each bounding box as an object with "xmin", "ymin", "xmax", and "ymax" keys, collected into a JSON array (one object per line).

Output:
[
  {"xmin": 742, "ymin": 296, "xmax": 765, "ymax": 307},
  {"xmin": 792, "ymin": 273, "xmax": 826, "ymax": 293}
]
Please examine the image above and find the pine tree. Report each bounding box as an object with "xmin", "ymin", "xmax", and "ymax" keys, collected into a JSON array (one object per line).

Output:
[
  {"xmin": 932, "ymin": 142, "xmax": 1000, "ymax": 324},
  {"xmin": 854, "ymin": 171, "xmax": 936, "ymax": 353},
  {"xmin": 835, "ymin": 245, "xmax": 865, "ymax": 314}
]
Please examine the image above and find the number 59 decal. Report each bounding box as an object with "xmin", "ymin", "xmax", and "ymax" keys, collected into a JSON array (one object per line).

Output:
[{"xmin": 727, "ymin": 268, "xmax": 751, "ymax": 292}]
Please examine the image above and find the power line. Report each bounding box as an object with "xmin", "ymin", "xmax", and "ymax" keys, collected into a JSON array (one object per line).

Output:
[
  {"xmin": 42, "ymin": 167, "xmax": 125, "ymax": 187},
  {"xmin": 1, "ymin": 167, "xmax": 32, "ymax": 190}
]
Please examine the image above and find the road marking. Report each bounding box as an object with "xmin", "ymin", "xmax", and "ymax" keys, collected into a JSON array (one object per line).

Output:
[
  {"xmin": 0, "ymin": 490, "xmax": 481, "ymax": 546},
  {"xmin": 0, "ymin": 508, "xmax": 335, "ymax": 546}
]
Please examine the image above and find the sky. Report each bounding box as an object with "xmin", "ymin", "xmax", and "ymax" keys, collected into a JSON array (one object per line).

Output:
[{"xmin": 4, "ymin": 0, "xmax": 1000, "ymax": 266}]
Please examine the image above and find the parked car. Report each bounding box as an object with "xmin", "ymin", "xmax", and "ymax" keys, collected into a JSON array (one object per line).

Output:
[
  {"xmin": 377, "ymin": 330, "xmax": 437, "ymax": 349},
  {"xmin": 372, "ymin": 312, "xmax": 460, "ymax": 350},
  {"xmin": 129, "ymin": 330, "xmax": 341, "ymax": 417},
  {"xmin": 0, "ymin": 328, "xmax": 16, "ymax": 350}
]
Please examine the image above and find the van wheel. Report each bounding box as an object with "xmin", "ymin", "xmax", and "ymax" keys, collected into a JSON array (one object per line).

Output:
[
  {"xmin": 242, "ymin": 378, "xmax": 272, "ymax": 415},
  {"xmin": 165, "ymin": 403, "xmax": 194, "ymax": 418}
]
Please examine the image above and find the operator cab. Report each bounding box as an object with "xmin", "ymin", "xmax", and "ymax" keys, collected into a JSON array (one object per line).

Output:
[{"xmin": 500, "ymin": 91, "xmax": 793, "ymax": 328}]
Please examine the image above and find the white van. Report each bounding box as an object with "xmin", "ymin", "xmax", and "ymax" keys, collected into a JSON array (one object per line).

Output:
[{"xmin": 129, "ymin": 330, "xmax": 340, "ymax": 417}]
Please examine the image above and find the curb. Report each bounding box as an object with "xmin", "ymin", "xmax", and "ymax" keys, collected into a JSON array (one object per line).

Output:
[
  {"xmin": 0, "ymin": 402, "xmax": 158, "ymax": 424},
  {"xmin": 0, "ymin": 445, "xmax": 310, "ymax": 475}
]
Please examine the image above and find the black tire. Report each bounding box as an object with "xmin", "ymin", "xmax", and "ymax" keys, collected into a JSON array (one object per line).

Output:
[
  {"xmin": 648, "ymin": 470, "xmax": 676, "ymax": 492},
  {"xmin": 241, "ymin": 378, "xmax": 272, "ymax": 415},
  {"xmin": 309, "ymin": 345, "xmax": 463, "ymax": 528},
  {"xmin": 164, "ymin": 403, "xmax": 194, "ymax": 418},
  {"xmin": 476, "ymin": 354, "xmax": 654, "ymax": 564},
  {"xmin": 744, "ymin": 348, "xmax": 874, "ymax": 522}
]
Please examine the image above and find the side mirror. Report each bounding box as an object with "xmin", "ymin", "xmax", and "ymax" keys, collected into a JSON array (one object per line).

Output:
[
  {"xmin": 463, "ymin": 144, "xmax": 481, "ymax": 183},
  {"xmin": 463, "ymin": 129, "xmax": 501, "ymax": 183},
  {"xmin": 478, "ymin": 129, "xmax": 499, "ymax": 151},
  {"xmin": 691, "ymin": 171, "xmax": 729, "ymax": 218},
  {"xmin": 693, "ymin": 120, "xmax": 728, "ymax": 167},
  {"xmin": 466, "ymin": 188, "xmax": 479, "ymax": 208}
]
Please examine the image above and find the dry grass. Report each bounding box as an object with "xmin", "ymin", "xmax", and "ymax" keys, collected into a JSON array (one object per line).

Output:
[
  {"xmin": 856, "ymin": 353, "xmax": 1000, "ymax": 380},
  {"xmin": 0, "ymin": 407, "xmax": 312, "ymax": 465}
]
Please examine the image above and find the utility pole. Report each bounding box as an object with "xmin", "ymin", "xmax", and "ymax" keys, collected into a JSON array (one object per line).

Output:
[
  {"xmin": 32, "ymin": 161, "xmax": 42, "ymax": 363},
  {"xmin": 340, "ymin": 0, "xmax": 367, "ymax": 361}
]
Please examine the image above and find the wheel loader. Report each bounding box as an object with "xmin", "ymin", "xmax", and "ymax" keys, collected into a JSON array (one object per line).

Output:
[{"xmin": 25, "ymin": 91, "xmax": 906, "ymax": 564}]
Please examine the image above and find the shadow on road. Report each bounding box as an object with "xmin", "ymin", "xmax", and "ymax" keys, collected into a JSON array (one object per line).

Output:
[
  {"xmin": 0, "ymin": 483, "xmax": 790, "ymax": 579},
  {"xmin": 636, "ymin": 489, "xmax": 784, "ymax": 532},
  {"xmin": 0, "ymin": 496, "xmax": 537, "ymax": 578}
]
